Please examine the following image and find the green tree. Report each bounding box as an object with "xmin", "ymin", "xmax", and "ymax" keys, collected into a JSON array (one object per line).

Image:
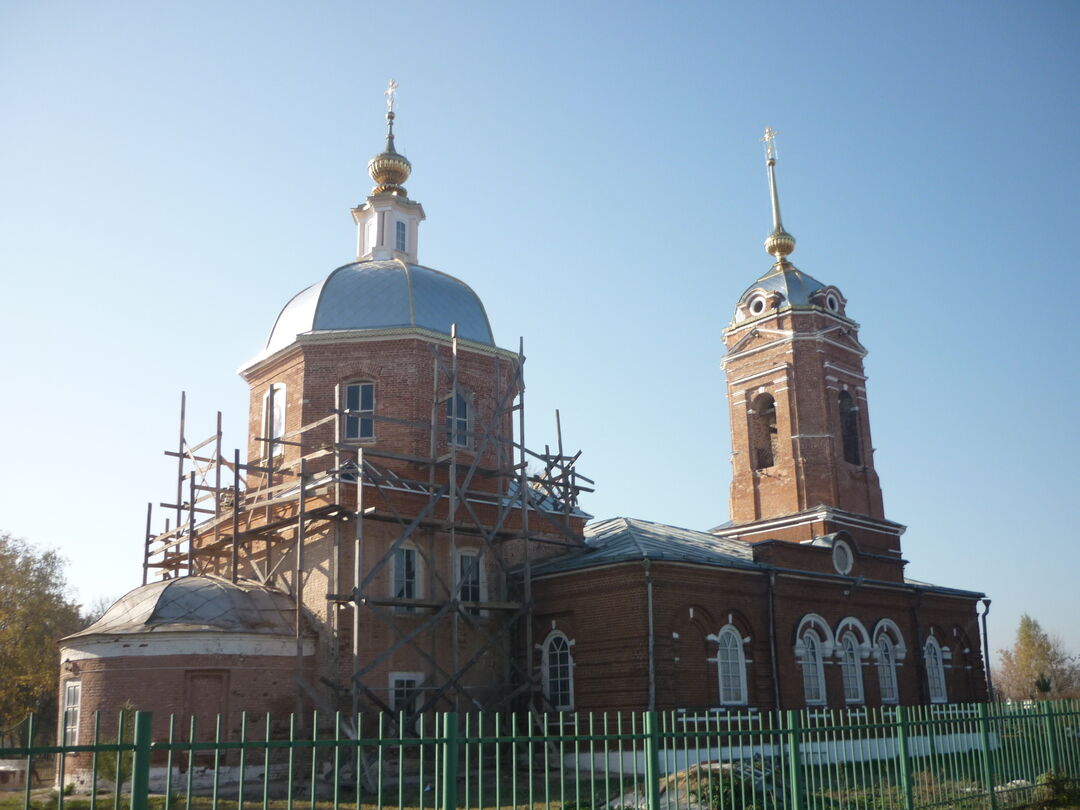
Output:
[
  {"xmin": 0, "ymin": 531, "xmax": 82, "ymax": 745},
  {"xmin": 995, "ymin": 614, "xmax": 1080, "ymax": 701}
]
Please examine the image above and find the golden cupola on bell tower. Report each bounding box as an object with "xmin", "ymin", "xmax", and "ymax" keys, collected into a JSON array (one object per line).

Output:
[
  {"xmin": 352, "ymin": 80, "xmax": 426, "ymax": 265},
  {"xmin": 716, "ymin": 129, "xmax": 894, "ymax": 556}
]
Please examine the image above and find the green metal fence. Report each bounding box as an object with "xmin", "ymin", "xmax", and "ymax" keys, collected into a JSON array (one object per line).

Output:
[{"xmin": 2, "ymin": 700, "xmax": 1078, "ymax": 810}]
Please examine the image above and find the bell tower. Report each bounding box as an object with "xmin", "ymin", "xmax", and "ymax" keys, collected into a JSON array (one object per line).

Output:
[{"xmin": 718, "ymin": 129, "xmax": 896, "ymax": 556}]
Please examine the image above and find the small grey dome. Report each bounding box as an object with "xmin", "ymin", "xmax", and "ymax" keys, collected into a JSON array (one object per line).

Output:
[
  {"xmin": 265, "ymin": 260, "xmax": 495, "ymax": 356},
  {"xmin": 66, "ymin": 576, "xmax": 307, "ymax": 639},
  {"xmin": 738, "ymin": 262, "xmax": 829, "ymax": 309}
]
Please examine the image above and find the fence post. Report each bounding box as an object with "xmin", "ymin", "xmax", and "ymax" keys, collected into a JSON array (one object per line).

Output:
[
  {"xmin": 1042, "ymin": 702, "xmax": 1061, "ymax": 777},
  {"xmin": 130, "ymin": 712, "xmax": 153, "ymax": 810},
  {"xmin": 785, "ymin": 711, "xmax": 805, "ymax": 810},
  {"xmin": 977, "ymin": 702, "xmax": 998, "ymax": 810},
  {"xmin": 24, "ymin": 714, "xmax": 35, "ymax": 810},
  {"xmin": 441, "ymin": 713, "xmax": 459, "ymax": 810},
  {"xmin": 644, "ymin": 711, "xmax": 661, "ymax": 810},
  {"xmin": 896, "ymin": 706, "xmax": 915, "ymax": 810}
]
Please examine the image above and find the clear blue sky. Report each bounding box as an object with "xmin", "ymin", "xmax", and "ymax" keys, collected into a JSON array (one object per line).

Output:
[{"xmin": 2, "ymin": 1, "xmax": 1078, "ymax": 664}]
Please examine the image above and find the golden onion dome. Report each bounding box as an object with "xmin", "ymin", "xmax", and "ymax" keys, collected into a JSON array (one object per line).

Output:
[{"xmin": 368, "ymin": 111, "xmax": 411, "ymax": 195}]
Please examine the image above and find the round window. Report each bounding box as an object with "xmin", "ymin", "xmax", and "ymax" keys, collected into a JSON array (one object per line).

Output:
[
  {"xmin": 832, "ymin": 540, "xmax": 853, "ymax": 575},
  {"xmin": 749, "ymin": 296, "xmax": 766, "ymax": 315},
  {"xmin": 826, "ymin": 294, "xmax": 839, "ymax": 312}
]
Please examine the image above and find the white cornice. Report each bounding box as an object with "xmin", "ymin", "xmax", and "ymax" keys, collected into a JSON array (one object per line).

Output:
[
  {"xmin": 728, "ymin": 364, "xmax": 790, "ymax": 387},
  {"xmin": 61, "ymin": 632, "xmax": 316, "ymax": 660},
  {"xmin": 712, "ymin": 506, "xmax": 906, "ymax": 540},
  {"xmin": 722, "ymin": 332, "xmax": 869, "ymax": 366},
  {"xmin": 724, "ymin": 308, "xmax": 860, "ymax": 338},
  {"xmin": 239, "ymin": 327, "xmax": 518, "ymax": 378},
  {"xmin": 823, "ymin": 360, "xmax": 868, "ymax": 381}
]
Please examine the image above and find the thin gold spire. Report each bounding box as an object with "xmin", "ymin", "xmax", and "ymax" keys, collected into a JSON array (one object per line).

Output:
[
  {"xmin": 761, "ymin": 127, "xmax": 796, "ymax": 261},
  {"xmin": 383, "ymin": 79, "xmax": 399, "ymax": 153},
  {"xmin": 368, "ymin": 79, "xmax": 411, "ymax": 196}
]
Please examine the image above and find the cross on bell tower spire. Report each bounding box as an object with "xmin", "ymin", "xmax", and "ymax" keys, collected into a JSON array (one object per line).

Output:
[
  {"xmin": 352, "ymin": 81, "xmax": 425, "ymax": 263},
  {"xmin": 761, "ymin": 127, "xmax": 796, "ymax": 263}
]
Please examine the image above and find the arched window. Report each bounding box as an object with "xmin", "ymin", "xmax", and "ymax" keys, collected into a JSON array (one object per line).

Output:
[
  {"xmin": 925, "ymin": 637, "xmax": 948, "ymax": 704},
  {"xmin": 877, "ymin": 637, "xmax": 899, "ymax": 704},
  {"xmin": 840, "ymin": 632, "xmax": 864, "ymax": 704},
  {"xmin": 542, "ymin": 631, "xmax": 574, "ymax": 711},
  {"xmin": 839, "ymin": 391, "xmax": 861, "ymax": 465},
  {"xmin": 749, "ymin": 393, "xmax": 778, "ymax": 470},
  {"xmin": 801, "ymin": 630, "xmax": 826, "ymax": 705},
  {"xmin": 714, "ymin": 626, "xmax": 748, "ymax": 705}
]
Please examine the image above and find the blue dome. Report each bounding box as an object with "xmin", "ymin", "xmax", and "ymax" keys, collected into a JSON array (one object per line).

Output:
[{"xmin": 265, "ymin": 260, "xmax": 495, "ymax": 355}]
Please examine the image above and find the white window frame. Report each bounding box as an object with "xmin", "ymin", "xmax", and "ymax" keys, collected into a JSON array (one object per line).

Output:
[
  {"xmin": 343, "ymin": 381, "xmax": 375, "ymax": 441},
  {"xmin": 795, "ymin": 614, "xmax": 833, "ymax": 707},
  {"xmin": 62, "ymin": 680, "xmax": 81, "ymax": 745},
  {"xmin": 839, "ymin": 631, "xmax": 864, "ymax": 704},
  {"xmin": 713, "ymin": 625, "xmax": 748, "ymax": 706},
  {"xmin": 262, "ymin": 383, "xmax": 287, "ymax": 459},
  {"xmin": 834, "ymin": 617, "xmax": 869, "ymax": 705},
  {"xmin": 455, "ymin": 548, "xmax": 485, "ymax": 614},
  {"xmin": 925, "ymin": 637, "xmax": 948, "ymax": 704},
  {"xmin": 389, "ymin": 672, "xmax": 424, "ymax": 717},
  {"xmin": 392, "ymin": 543, "xmax": 421, "ymax": 611},
  {"xmin": 446, "ymin": 390, "xmax": 470, "ymax": 448},
  {"xmin": 800, "ymin": 630, "xmax": 827, "ymax": 706},
  {"xmin": 395, "ymin": 220, "xmax": 407, "ymax": 252},
  {"xmin": 541, "ymin": 630, "xmax": 574, "ymax": 711},
  {"xmin": 877, "ymin": 636, "xmax": 899, "ymax": 704}
]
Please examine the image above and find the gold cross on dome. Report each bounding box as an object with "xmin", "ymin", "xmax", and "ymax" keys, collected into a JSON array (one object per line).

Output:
[
  {"xmin": 385, "ymin": 79, "xmax": 399, "ymax": 113},
  {"xmin": 761, "ymin": 126, "xmax": 778, "ymax": 161}
]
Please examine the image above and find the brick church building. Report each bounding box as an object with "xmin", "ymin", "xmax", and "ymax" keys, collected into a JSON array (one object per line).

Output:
[{"xmin": 57, "ymin": 95, "xmax": 988, "ymax": 762}]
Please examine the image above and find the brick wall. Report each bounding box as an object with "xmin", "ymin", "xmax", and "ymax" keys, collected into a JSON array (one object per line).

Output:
[
  {"xmin": 725, "ymin": 309, "xmax": 886, "ymax": 527},
  {"xmin": 532, "ymin": 560, "xmax": 987, "ymax": 713}
]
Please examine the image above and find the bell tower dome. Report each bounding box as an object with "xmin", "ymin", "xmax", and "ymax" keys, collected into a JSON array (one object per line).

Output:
[{"xmin": 717, "ymin": 129, "xmax": 897, "ymax": 557}]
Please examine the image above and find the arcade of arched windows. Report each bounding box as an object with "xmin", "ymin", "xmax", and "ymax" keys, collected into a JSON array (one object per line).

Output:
[
  {"xmin": 537, "ymin": 612, "xmax": 978, "ymax": 713},
  {"xmin": 788, "ymin": 615, "xmax": 973, "ymax": 709}
]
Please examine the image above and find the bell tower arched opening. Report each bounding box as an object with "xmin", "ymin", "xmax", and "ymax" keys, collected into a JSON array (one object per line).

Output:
[
  {"xmin": 839, "ymin": 390, "xmax": 861, "ymax": 465},
  {"xmin": 749, "ymin": 393, "xmax": 778, "ymax": 470}
]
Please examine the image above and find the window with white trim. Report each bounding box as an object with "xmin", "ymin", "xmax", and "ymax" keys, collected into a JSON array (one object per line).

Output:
[
  {"xmin": 390, "ymin": 672, "xmax": 423, "ymax": 716},
  {"xmin": 715, "ymin": 626, "xmax": 748, "ymax": 705},
  {"xmin": 832, "ymin": 540, "xmax": 853, "ymax": 575},
  {"xmin": 62, "ymin": 680, "xmax": 81, "ymax": 745},
  {"xmin": 457, "ymin": 550, "xmax": 483, "ymax": 615},
  {"xmin": 542, "ymin": 631, "xmax": 573, "ymax": 711},
  {"xmin": 925, "ymin": 637, "xmax": 948, "ymax": 704},
  {"xmin": 395, "ymin": 221, "xmax": 407, "ymax": 252},
  {"xmin": 801, "ymin": 630, "xmax": 826, "ymax": 706},
  {"xmin": 343, "ymin": 382, "xmax": 374, "ymax": 441},
  {"xmin": 262, "ymin": 383, "xmax": 286, "ymax": 459},
  {"xmin": 446, "ymin": 391, "xmax": 469, "ymax": 448},
  {"xmin": 393, "ymin": 545, "xmax": 419, "ymax": 610},
  {"xmin": 840, "ymin": 632, "xmax": 864, "ymax": 704},
  {"xmin": 877, "ymin": 637, "xmax": 899, "ymax": 704}
]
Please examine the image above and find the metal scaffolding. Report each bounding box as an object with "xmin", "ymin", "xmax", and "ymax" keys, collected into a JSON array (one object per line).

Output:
[{"xmin": 142, "ymin": 332, "xmax": 592, "ymax": 720}]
